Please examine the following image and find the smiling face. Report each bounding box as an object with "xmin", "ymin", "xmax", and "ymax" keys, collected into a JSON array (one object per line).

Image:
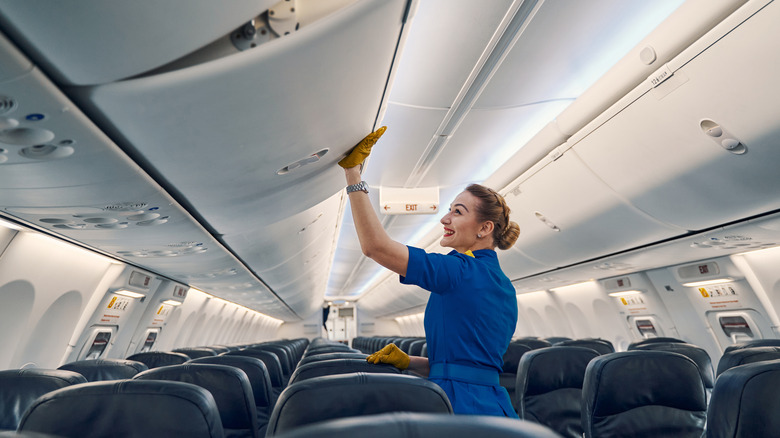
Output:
[{"xmin": 440, "ymin": 191, "xmax": 493, "ymax": 253}]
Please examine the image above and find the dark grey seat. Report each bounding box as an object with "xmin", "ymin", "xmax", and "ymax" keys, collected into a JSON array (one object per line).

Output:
[
  {"xmin": 555, "ymin": 338, "xmax": 614, "ymax": 355},
  {"xmin": 225, "ymin": 349, "xmax": 286, "ymax": 397},
  {"xmin": 408, "ymin": 340, "xmax": 426, "ymax": 356},
  {"xmin": 582, "ymin": 351, "xmax": 707, "ymax": 438},
  {"xmin": 271, "ymin": 412, "xmax": 563, "ymax": 438},
  {"xmin": 0, "ymin": 369, "xmax": 87, "ymax": 432},
  {"xmin": 723, "ymin": 338, "xmax": 780, "ymax": 354},
  {"xmin": 633, "ymin": 342, "xmax": 714, "ymax": 399},
  {"xmin": 17, "ymin": 380, "xmax": 224, "ymax": 438},
  {"xmin": 189, "ymin": 355, "xmax": 275, "ymax": 436},
  {"xmin": 517, "ymin": 346, "xmax": 599, "ymax": 438},
  {"xmin": 511, "ymin": 339, "xmax": 552, "ymax": 350},
  {"xmin": 627, "ymin": 337, "xmax": 686, "ymax": 350},
  {"xmin": 288, "ymin": 358, "xmax": 400, "ymax": 384},
  {"xmin": 135, "ymin": 364, "xmax": 259, "ymax": 438},
  {"xmin": 266, "ymin": 373, "xmax": 452, "ymax": 436},
  {"xmin": 126, "ymin": 351, "xmax": 190, "ymax": 369},
  {"xmin": 174, "ymin": 347, "xmax": 219, "ymax": 359},
  {"xmin": 707, "ymin": 359, "xmax": 780, "ymax": 438},
  {"xmin": 57, "ymin": 358, "xmax": 148, "ymax": 381},
  {"xmin": 296, "ymin": 352, "xmax": 368, "ymax": 368},
  {"xmin": 499, "ymin": 342, "xmax": 532, "ymax": 411},
  {"xmin": 716, "ymin": 346, "xmax": 780, "ymax": 376},
  {"xmin": 544, "ymin": 337, "xmax": 572, "ymax": 344}
]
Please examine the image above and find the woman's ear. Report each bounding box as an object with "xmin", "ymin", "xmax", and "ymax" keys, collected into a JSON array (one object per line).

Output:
[{"xmin": 480, "ymin": 221, "xmax": 495, "ymax": 237}]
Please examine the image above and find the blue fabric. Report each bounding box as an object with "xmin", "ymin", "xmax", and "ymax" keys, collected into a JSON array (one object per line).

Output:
[{"xmin": 401, "ymin": 246, "xmax": 518, "ymax": 417}]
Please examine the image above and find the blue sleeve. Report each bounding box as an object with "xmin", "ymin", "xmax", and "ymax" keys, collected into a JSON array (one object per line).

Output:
[{"xmin": 400, "ymin": 246, "xmax": 468, "ymax": 294}]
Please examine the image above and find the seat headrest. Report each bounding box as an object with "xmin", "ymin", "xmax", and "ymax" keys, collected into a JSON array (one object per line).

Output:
[
  {"xmin": 288, "ymin": 359, "xmax": 400, "ymax": 384},
  {"xmin": 717, "ymin": 346, "xmax": 780, "ymax": 376},
  {"xmin": 266, "ymin": 373, "xmax": 452, "ymax": 436},
  {"xmin": 58, "ymin": 359, "xmax": 148, "ymax": 381},
  {"xmin": 707, "ymin": 359, "xmax": 780, "ymax": 438},
  {"xmin": 723, "ymin": 339, "xmax": 780, "ymax": 354},
  {"xmin": 188, "ymin": 355, "xmax": 274, "ymax": 408},
  {"xmin": 270, "ymin": 412, "xmax": 561, "ymax": 438},
  {"xmin": 627, "ymin": 337, "xmax": 685, "ymax": 350},
  {"xmin": 501, "ymin": 343, "xmax": 531, "ymax": 373},
  {"xmin": 583, "ymin": 351, "xmax": 706, "ymax": 438},
  {"xmin": 126, "ymin": 351, "xmax": 190, "ymax": 368},
  {"xmin": 0, "ymin": 369, "xmax": 87, "ymax": 431},
  {"xmin": 173, "ymin": 348, "xmax": 218, "ymax": 359},
  {"xmin": 18, "ymin": 380, "xmax": 224, "ymax": 438},
  {"xmin": 554, "ymin": 339, "xmax": 614, "ymax": 355},
  {"xmin": 519, "ymin": 346, "xmax": 599, "ymax": 396},
  {"xmin": 134, "ymin": 364, "xmax": 257, "ymax": 432},
  {"xmin": 296, "ymin": 352, "xmax": 368, "ymax": 368},
  {"xmin": 224, "ymin": 349, "xmax": 284, "ymax": 387},
  {"xmin": 633, "ymin": 342, "xmax": 714, "ymax": 387},
  {"xmin": 511, "ymin": 339, "xmax": 552, "ymax": 350}
]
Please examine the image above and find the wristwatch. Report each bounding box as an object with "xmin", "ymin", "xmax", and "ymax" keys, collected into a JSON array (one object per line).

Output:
[{"xmin": 346, "ymin": 181, "xmax": 369, "ymax": 194}]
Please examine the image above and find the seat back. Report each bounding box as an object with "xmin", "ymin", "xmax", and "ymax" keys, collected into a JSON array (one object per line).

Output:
[
  {"xmin": 266, "ymin": 373, "xmax": 452, "ymax": 436},
  {"xmin": 723, "ymin": 338, "xmax": 780, "ymax": 353},
  {"xmin": 633, "ymin": 342, "xmax": 714, "ymax": 390},
  {"xmin": 270, "ymin": 412, "xmax": 562, "ymax": 438},
  {"xmin": 135, "ymin": 364, "xmax": 259, "ymax": 438},
  {"xmin": 583, "ymin": 351, "xmax": 706, "ymax": 438},
  {"xmin": 0, "ymin": 369, "xmax": 86, "ymax": 431},
  {"xmin": 173, "ymin": 347, "xmax": 218, "ymax": 359},
  {"xmin": 716, "ymin": 346, "xmax": 780, "ymax": 376},
  {"xmin": 499, "ymin": 342, "xmax": 532, "ymax": 412},
  {"xmin": 126, "ymin": 351, "xmax": 190, "ymax": 369},
  {"xmin": 58, "ymin": 359, "xmax": 148, "ymax": 381},
  {"xmin": 555, "ymin": 338, "xmax": 615, "ymax": 355},
  {"xmin": 251, "ymin": 346, "xmax": 293, "ymax": 376},
  {"xmin": 626, "ymin": 337, "xmax": 685, "ymax": 350},
  {"xmin": 288, "ymin": 359, "xmax": 400, "ymax": 384},
  {"xmin": 188, "ymin": 356, "xmax": 274, "ymax": 409},
  {"xmin": 225, "ymin": 349, "xmax": 285, "ymax": 390},
  {"xmin": 18, "ymin": 380, "xmax": 224, "ymax": 438},
  {"xmin": 296, "ymin": 352, "xmax": 367, "ymax": 368},
  {"xmin": 544, "ymin": 337, "xmax": 572, "ymax": 344},
  {"xmin": 302, "ymin": 346, "xmax": 359, "ymax": 357},
  {"xmin": 408, "ymin": 340, "xmax": 426, "ymax": 356},
  {"xmin": 511, "ymin": 339, "xmax": 552, "ymax": 350},
  {"xmin": 707, "ymin": 359, "xmax": 780, "ymax": 438},
  {"xmin": 517, "ymin": 346, "xmax": 599, "ymax": 438}
]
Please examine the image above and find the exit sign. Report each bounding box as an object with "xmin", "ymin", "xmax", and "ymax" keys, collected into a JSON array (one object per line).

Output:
[{"xmin": 379, "ymin": 187, "xmax": 439, "ymax": 215}]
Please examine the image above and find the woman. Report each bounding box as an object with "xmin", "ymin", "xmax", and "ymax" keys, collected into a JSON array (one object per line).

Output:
[{"xmin": 339, "ymin": 127, "xmax": 520, "ymax": 417}]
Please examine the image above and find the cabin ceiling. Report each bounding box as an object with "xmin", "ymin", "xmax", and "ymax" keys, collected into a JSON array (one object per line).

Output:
[{"xmin": 2, "ymin": 0, "xmax": 777, "ymax": 322}]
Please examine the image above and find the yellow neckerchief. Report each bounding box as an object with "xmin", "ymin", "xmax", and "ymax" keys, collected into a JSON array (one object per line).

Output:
[{"xmin": 464, "ymin": 250, "xmax": 475, "ymax": 258}]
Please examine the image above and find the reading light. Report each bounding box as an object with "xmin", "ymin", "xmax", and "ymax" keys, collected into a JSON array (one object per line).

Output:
[
  {"xmin": 682, "ymin": 278, "xmax": 734, "ymax": 287},
  {"xmin": 114, "ymin": 289, "xmax": 145, "ymax": 299},
  {"xmin": 607, "ymin": 290, "xmax": 642, "ymax": 297},
  {"xmin": 162, "ymin": 299, "xmax": 183, "ymax": 306}
]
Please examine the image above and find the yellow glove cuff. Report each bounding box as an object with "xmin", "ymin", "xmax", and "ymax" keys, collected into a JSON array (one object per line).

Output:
[{"xmin": 338, "ymin": 126, "xmax": 387, "ymax": 169}]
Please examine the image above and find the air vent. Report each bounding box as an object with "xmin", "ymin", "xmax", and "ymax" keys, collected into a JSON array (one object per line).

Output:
[{"xmin": 0, "ymin": 96, "xmax": 17, "ymax": 115}]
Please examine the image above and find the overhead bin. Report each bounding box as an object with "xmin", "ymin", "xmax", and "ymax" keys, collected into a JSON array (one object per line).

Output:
[{"xmin": 572, "ymin": 0, "xmax": 780, "ymax": 231}]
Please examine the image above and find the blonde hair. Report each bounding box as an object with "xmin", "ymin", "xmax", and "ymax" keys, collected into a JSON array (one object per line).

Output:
[{"xmin": 465, "ymin": 184, "xmax": 520, "ymax": 250}]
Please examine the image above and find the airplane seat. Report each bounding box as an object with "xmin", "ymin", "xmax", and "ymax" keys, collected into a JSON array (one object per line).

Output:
[
  {"xmin": 582, "ymin": 351, "xmax": 707, "ymax": 438},
  {"xmin": 223, "ymin": 349, "xmax": 286, "ymax": 399},
  {"xmin": 723, "ymin": 338, "xmax": 780, "ymax": 354},
  {"xmin": 126, "ymin": 351, "xmax": 190, "ymax": 369},
  {"xmin": 554, "ymin": 338, "xmax": 615, "ymax": 355},
  {"xmin": 268, "ymin": 412, "xmax": 562, "ymax": 438},
  {"xmin": 296, "ymin": 352, "xmax": 368, "ymax": 368},
  {"xmin": 303, "ymin": 345, "xmax": 359, "ymax": 357},
  {"xmin": 716, "ymin": 346, "xmax": 780, "ymax": 376},
  {"xmin": 544, "ymin": 337, "xmax": 572, "ymax": 344},
  {"xmin": 421, "ymin": 343, "xmax": 428, "ymax": 358},
  {"xmin": 0, "ymin": 369, "xmax": 87, "ymax": 432},
  {"xmin": 516, "ymin": 346, "xmax": 600, "ymax": 438},
  {"xmin": 247, "ymin": 346, "xmax": 293, "ymax": 381},
  {"xmin": 17, "ymin": 379, "xmax": 224, "ymax": 438},
  {"xmin": 633, "ymin": 342, "xmax": 714, "ymax": 400},
  {"xmin": 511, "ymin": 339, "xmax": 553, "ymax": 350},
  {"xmin": 288, "ymin": 359, "xmax": 401, "ymax": 385},
  {"xmin": 265, "ymin": 373, "xmax": 453, "ymax": 436},
  {"xmin": 499, "ymin": 342, "xmax": 532, "ymax": 411},
  {"xmin": 134, "ymin": 363, "xmax": 259, "ymax": 438},
  {"xmin": 188, "ymin": 355, "xmax": 275, "ymax": 434},
  {"xmin": 57, "ymin": 358, "xmax": 148, "ymax": 382},
  {"xmin": 408, "ymin": 339, "xmax": 426, "ymax": 356},
  {"xmin": 626, "ymin": 337, "xmax": 686, "ymax": 350},
  {"xmin": 208, "ymin": 346, "xmax": 231, "ymax": 354},
  {"xmin": 397, "ymin": 338, "xmax": 415, "ymax": 354},
  {"xmin": 257, "ymin": 345, "xmax": 296, "ymax": 371},
  {"xmin": 706, "ymin": 359, "xmax": 780, "ymax": 438},
  {"xmin": 173, "ymin": 347, "xmax": 219, "ymax": 359}
]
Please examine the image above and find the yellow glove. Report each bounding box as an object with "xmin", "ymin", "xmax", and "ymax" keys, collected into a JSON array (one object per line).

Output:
[
  {"xmin": 366, "ymin": 342, "xmax": 410, "ymax": 370},
  {"xmin": 338, "ymin": 126, "xmax": 387, "ymax": 169}
]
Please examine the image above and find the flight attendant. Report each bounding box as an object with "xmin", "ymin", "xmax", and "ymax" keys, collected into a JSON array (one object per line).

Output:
[{"xmin": 339, "ymin": 127, "xmax": 520, "ymax": 417}]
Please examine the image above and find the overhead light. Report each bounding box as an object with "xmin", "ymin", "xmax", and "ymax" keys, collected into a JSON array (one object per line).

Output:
[
  {"xmin": 114, "ymin": 289, "xmax": 145, "ymax": 299},
  {"xmin": 162, "ymin": 299, "xmax": 183, "ymax": 306},
  {"xmin": 682, "ymin": 278, "xmax": 734, "ymax": 287},
  {"xmin": 607, "ymin": 290, "xmax": 642, "ymax": 297}
]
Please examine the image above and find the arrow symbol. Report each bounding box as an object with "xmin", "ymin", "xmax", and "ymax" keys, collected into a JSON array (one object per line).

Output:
[
  {"xmin": 430, "ymin": 205, "xmax": 437, "ymax": 210},
  {"xmin": 383, "ymin": 205, "xmax": 390, "ymax": 211}
]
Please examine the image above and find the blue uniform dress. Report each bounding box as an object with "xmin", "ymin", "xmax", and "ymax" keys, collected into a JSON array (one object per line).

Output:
[{"xmin": 400, "ymin": 246, "xmax": 518, "ymax": 417}]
